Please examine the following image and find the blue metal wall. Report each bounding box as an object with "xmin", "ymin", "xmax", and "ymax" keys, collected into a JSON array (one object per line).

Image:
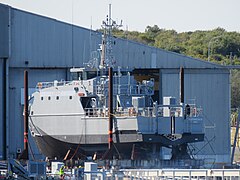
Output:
[
  {"xmin": 161, "ymin": 68, "xmax": 230, "ymax": 163},
  {"xmin": 9, "ymin": 6, "xmax": 221, "ymax": 70},
  {"xmin": 10, "ymin": 8, "xmax": 102, "ymax": 68},
  {"xmin": 0, "ymin": 4, "xmax": 9, "ymax": 58},
  {"xmin": 113, "ymin": 37, "xmax": 221, "ymax": 69},
  {"xmin": 0, "ymin": 4, "xmax": 9, "ymax": 159}
]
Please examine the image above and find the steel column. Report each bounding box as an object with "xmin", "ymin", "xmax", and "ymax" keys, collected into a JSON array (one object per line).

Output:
[{"xmin": 108, "ymin": 67, "xmax": 113, "ymax": 149}]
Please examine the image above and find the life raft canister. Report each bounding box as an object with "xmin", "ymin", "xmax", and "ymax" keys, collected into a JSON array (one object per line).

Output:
[
  {"xmin": 78, "ymin": 92, "xmax": 85, "ymax": 96},
  {"xmin": 37, "ymin": 82, "xmax": 42, "ymax": 89}
]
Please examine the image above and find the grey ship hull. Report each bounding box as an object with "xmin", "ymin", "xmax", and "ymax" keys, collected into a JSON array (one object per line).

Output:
[
  {"xmin": 33, "ymin": 132, "xmax": 142, "ymax": 159},
  {"xmin": 32, "ymin": 128, "xmax": 204, "ymax": 160},
  {"xmin": 29, "ymin": 114, "xmax": 157, "ymax": 159}
]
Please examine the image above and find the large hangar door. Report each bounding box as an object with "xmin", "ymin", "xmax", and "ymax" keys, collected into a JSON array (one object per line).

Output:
[{"xmin": 161, "ymin": 68, "xmax": 230, "ymax": 163}]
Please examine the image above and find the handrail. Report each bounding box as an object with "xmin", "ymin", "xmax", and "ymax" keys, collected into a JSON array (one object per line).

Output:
[
  {"xmin": 36, "ymin": 80, "xmax": 154, "ymax": 96},
  {"xmin": 83, "ymin": 107, "xmax": 156, "ymax": 118}
]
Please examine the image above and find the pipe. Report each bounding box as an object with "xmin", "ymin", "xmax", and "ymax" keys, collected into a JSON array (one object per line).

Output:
[
  {"xmin": 171, "ymin": 116, "xmax": 176, "ymax": 134},
  {"xmin": 159, "ymin": 69, "xmax": 163, "ymax": 104},
  {"xmin": 23, "ymin": 70, "xmax": 29, "ymax": 158},
  {"xmin": 5, "ymin": 6, "xmax": 11, "ymax": 160},
  {"xmin": 231, "ymin": 111, "xmax": 240, "ymax": 164},
  {"xmin": 180, "ymin": 67, "xmax": 184, "ymax": 104},
  {"xmin": 108, "ymin": 67, "xmax": 113, "ymax": 149},
  {"xmin": 2, "ymin": 58, "xmax": 7, "ymax": 160}
]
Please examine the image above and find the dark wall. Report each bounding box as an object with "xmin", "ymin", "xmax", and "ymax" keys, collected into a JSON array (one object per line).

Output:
[{"xmin": 0, "ymin": 4, "xmax": 9, "ymax": 58}]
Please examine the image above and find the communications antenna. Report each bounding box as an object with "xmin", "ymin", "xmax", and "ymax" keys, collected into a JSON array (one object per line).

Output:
[{"xmin": 99, "ymin": 4, "xmax": 122, "ymax": 69}]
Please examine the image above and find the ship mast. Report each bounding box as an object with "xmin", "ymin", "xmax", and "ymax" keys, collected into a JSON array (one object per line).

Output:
[{"xmin": 99, "ymin": 4, "xmax": 122, "ymax": 71}]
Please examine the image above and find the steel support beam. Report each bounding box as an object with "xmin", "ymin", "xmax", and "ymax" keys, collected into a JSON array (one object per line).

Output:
[{"xmin": 2, "ymin": 57, "xmax": 8, "ymax": 160}]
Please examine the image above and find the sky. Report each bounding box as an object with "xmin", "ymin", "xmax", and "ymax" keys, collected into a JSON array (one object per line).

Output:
[{"xmin": 0, "ymin": 0, "xmax": 240, "ymax": 33}]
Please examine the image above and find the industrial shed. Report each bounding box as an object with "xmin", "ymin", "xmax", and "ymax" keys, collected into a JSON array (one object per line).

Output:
[{"xmin": 0, "ymin": 3, "xmax": 230, "ymax": 165}]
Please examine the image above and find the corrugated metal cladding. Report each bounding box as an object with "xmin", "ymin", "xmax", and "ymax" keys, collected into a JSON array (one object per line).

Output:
[
  {"xmin": 10, "ymin": 8, "xmax": 102, "ymax": 68},
  {"xmin": 113, "ymin": 38, "xmax": 222, "ymax": 69},
  {"xmin": 9, "ymin": 5, "xmax": 221, "ymax": 69},
  {"xmin": 161, "ymin": 68, "xmax": 230, "ymax": 158},
  {"xmin": 0, "ymin": 4, "xmax": 9, "ymax": 58},
  {"xmin": 0, "ymin": 3, "xmax": 231, "ymax": 164}
]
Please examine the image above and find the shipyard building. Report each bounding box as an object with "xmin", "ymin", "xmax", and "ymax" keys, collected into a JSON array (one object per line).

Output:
[{"xmin": 0, "ymin": 4, "xmax": 230, "ymax": 166}]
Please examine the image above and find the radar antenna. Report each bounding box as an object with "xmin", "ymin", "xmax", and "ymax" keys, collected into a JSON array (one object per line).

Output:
[{"xmin": 99, "ymin": 4, "xmax": 123, "ymax": 70}]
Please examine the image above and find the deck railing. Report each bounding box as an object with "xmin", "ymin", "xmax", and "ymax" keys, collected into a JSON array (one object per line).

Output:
[
  {"xmin": 83, "ymin": 105, "xmax": 202, "ymax": 118},
  {"xmin": 36, "ymin": 79, "xmax": 154, "ymax": 96},
  {"xmin": 83, "ymin": 107, "xmax": 156, "ymax": 118}
]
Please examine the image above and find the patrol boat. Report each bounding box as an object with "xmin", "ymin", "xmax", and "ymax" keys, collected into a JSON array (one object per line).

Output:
[{"xmin": 28, "ymin": 7, "xmax": 204, "ymax": 161}]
